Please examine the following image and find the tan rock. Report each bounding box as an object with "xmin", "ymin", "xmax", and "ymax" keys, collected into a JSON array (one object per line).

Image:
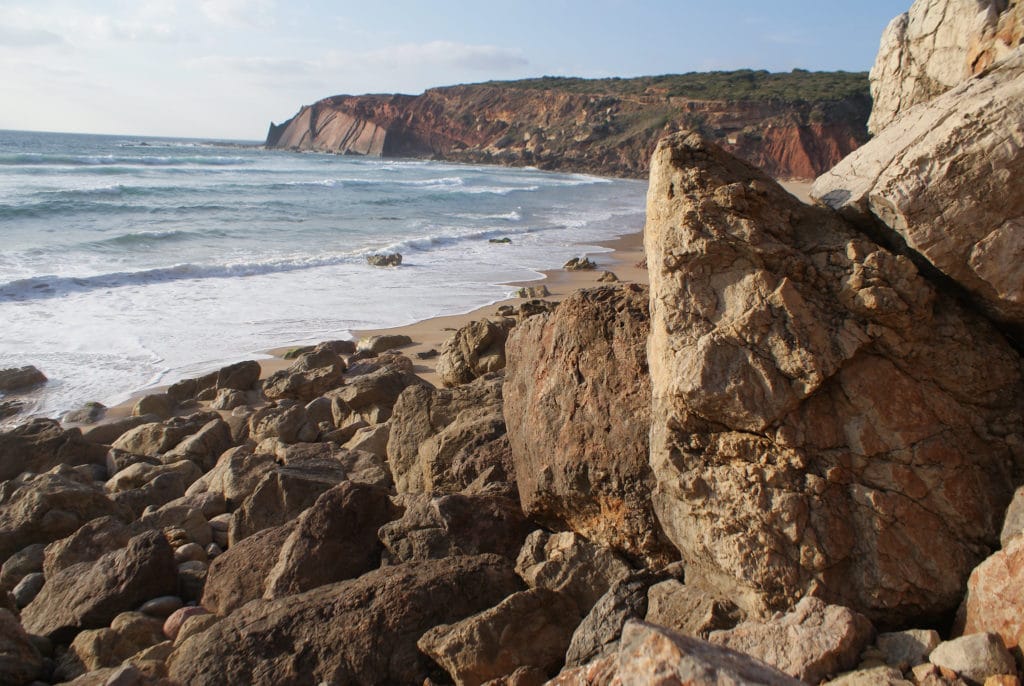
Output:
[
  {"xmin": 1000, "ymin": 485, "xmax": 1024, "ymax": 547},
  {"xmin": 646, "ymin": 132, "xmax": 1023, "ymax": 624},
  {"xmin": 43, "ymin": 516, "xmax": 131, "ymax": 578},
  {"xmin": 186, "ymin": 445, "xmax": 275, "ymax": 508},
  {"xmin": 0, "ymin": 608, "xmax": 43, "ymax": 686},
  {"xmin": 708, "ymin": 597, "xmax": 875, "ymax": 684},
  {"xmin": 868, "ymin": 0, "xmax": 1024, "ymax": 133},
  {"xmin": 201, "ymin": 524, "xmax": 293, "ymax": 615},
  {"xmin": 262, "ymin": 347, "xmax": 345, "ymax": 402},
  {"xmin": 160, "ymin": 419, "xmax": 233, "ymax": 472},
  {"xmin": 815, "ymin": 51, "xmax": 1024, "ymax": 330},
  {"xmin": 436, "ymin": 318, "xmax": 515, "ymax": 387},
  {"xmin": 505, "ymin": 284, "xmax": 675, "ymax": 566},
  {"xmin": 356, "ymin": 333, "xmax": 412, "ymax": 353},
  {"xmin": 132, "ymin": 393, "xmax": 173, "ymax": 420},
  {"xmin": 930, "ymin": 633, "xmax": 1017, "ymax": 685},
  {"xmin": 0, "ymin": 418, "xmax": 106, "ymax": 483},
  {"xmin": 644, "ymin": 579, "xmax": 742, "ymax": 639},
  {"xmin": 957, "ymin": 534, "xmax": 1024, "ymax": 651},
  {"xmin": 876, "ymin": 629, "xmax": 942, "ymax": 671},
  {"xmin": 825, "ymin": 666, "xmax": 914, "ymax": 686}
]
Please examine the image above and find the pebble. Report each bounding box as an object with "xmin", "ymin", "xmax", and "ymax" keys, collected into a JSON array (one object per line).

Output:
[
  {"xmin": 12, "ymin": 572, "xmax": 45, "ymax": 608},
  {"xmin": 139, "ymin": 595, "xmax": 184, "ymax": 618},
  {"xmin": 174, "ymin": 542, "xmax": 207, "ymax": 564}
]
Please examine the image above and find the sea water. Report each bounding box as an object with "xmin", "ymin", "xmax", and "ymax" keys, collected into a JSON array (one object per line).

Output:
[{"xmin": 0, "ymin": 130, "xmax": 647, "ymax": 422}]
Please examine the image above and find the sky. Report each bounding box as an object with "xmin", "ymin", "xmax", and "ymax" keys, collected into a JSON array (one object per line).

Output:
[{"xmin": 0, "ymin": 0, "xmax": 912, "ymax": 140}]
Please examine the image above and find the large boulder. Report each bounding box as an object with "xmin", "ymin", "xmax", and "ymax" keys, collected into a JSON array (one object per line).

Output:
[
  {"xmin": 956, "ymin": 533, "xmax": 1024, "ymax": 651},
  {"xmin": 436, "ymin": 318, "xmax": 515, "ymax": 387},
  {"xmin": 167, "ymin": 555, "xmax": 522, "ymax": 685},
  {"xmin": 201, "ymin": 524, "xmax": 294, "ymax": 616},
  {"xmin": 160, "ymin": 419, "xmax": 234, "ymax": 472},
  {"xmin": 21, "ymin": 531, "xmax": 176, "ymax": 642},
  {"xmin": 387, "ymin": 373, "xmax": 513, "ymax": 495},
  {"xmin": 504, "ymin": 284, "xmax": 675, "ymax": 566},
  {"xmin": 111, "ymin": 412, "xmax": 220, "ymax": 458},
  {"xmin": 814, "ymin": 51, "xmax": 1024, "ymax": 331},
  {"xmin": 43, "ymin": 516, "xmax": 132, "ymax": 578},
  {"xmin": 0, "ymin": 418, "xmax": 104, "ymax": 482},
  {"xmin": 328, "ymin": 356, "xmax": 427, "ymax": 421},
  {"xmin": 0, "ymin": 466, "xmax": 128, "ymax": 562},
  {"xmin": 186, "ymin": 445, "xmax": 275, "ymax": 508},
  {"xmin": 262, "ymin": 347, "xmax": 345, "ymax": 402},
  {"xmin": 867, "ymin": 0, "xmax": 1024, "ymax": 133},
  {"xmin": 645, "ymin": 132, "xmax": 1023, "ymax": 624}
]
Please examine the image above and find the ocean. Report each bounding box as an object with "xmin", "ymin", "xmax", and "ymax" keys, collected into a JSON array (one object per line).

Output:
[{"xmin": 0, "ymin": 129, "xmax": 647, "ymax": 423}]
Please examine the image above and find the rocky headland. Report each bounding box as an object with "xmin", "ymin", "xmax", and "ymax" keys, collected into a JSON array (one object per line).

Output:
[
  {"xmin": 3, "ymin": 1, "xmax": 1024, "ymax": 684},
  {"xmin": 265, "ymin": 70, "xmax": 872, "ymax": 180}
]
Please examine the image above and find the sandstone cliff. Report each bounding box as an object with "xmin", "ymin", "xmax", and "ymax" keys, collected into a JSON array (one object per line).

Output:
[{"xmin": 266, "ymin": 71, "xmax": 871, "ymax": 180}]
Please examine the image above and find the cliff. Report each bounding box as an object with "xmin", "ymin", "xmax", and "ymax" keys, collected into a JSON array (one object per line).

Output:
[{"xmin": 265, "ymin": 71, "xmax": 872, "ymax": 180}]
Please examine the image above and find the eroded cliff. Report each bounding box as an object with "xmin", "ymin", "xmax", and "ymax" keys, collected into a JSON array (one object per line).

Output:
[{"xmin": 266, "ymin": 71, "xmax": 871, "ymax": 180}]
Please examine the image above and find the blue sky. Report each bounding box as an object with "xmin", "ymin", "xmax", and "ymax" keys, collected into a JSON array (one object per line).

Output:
[{"xmin": 0, "ymin": 1, "xmax": 911, "ymax": 139}]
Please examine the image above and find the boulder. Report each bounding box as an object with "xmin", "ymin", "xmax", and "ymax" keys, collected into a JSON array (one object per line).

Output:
[
  {"xmin": 259, "ymin": 440, "xmax": 392, "ymax": 488},
  {"xmin": 0, "ymin": 418, "xmax": 105, "ymax": 482},
  {"xmin": 43, "ymin": 516, "xmax": 132, "ymax": 578},
  {"xmin": 167, "ymin": 555, "xmax": 523, "ymax": 685},
  {"xmin": 563, "ymin": 257, "xmax": 597, "ymax": 271},
  {"xmin": 262, "ymin": 481, "xmax": 397, "ymax": 599},
  {"xmin": 957, "ymin": 534, "xmax": 1024, "ymax": 651},
  {"xmin": 62, "ymin": 401, "xmax": 107, "ymax": 425},
  {"xmin": 814, "ymin": 51, "xmax": 1024, "ymax": 332},
  {"xmin": 644, "ymin": 579, "xmax": 742, "ymax": 639},
  {"xmin": 210, "ymin": 388, "xmax": 247, "ymax": 411},
  {"xmin": 342, "ymin": 422, "xmax": 390, "ymax": 459},
  {"xmin": 867, "ymin": 0, "xmax": 1024, "ymax": 133},
  {"xmin": 645, "ymin": 132, "xmax": 1023, "ymax": 624},
  {"xmin": 136, "ymin": 503, "xmax": 212, "ymax": 548},
  {"xmin": 247, "ymin": 402, "xmax": 316, "ymax": 444},
  {"xmin": 107, "ymin": 461, "xmax": 204, "ymax": 518},
  {"xmin": 436, "ymin": 318, "xmax": 515, "ymax": 387},
  {"xmin": 356, "ymin": 333, "xmax": 411, "ymax": 353},
  {"xmin": 111, "ymin": 412, "xmax": 219, "ymax": 457},
  {"xmin": 164, "ymin": 606, "xmax": 210, "ymax": 641},
  {"xmin": 366, "ymin": 253, "xmax": 402, "ymax": 267},
  {"xmin": 0, "ymin": 608, "xmax": 43, "ymax": 686},
  {"xmin": 201, "ymin": 524, "xmax": 293, "ymax": 615},
  {"xmin": 215, "ymin": 360, "xmax": 261, "ymax": 391},
  {"xmin": 160, "ymin": 419, "xmax": 233, "ymax": 472},
  {"xmin": 186, "ymin": 445, "xmax": 275, "ymax": 508},
  {"xmin": 0, "ymin": 542, "xmax": 45, "ymax": 590},
  {"xmin": 81, "ymin": 415, "xmax": 155, "ymax": 446},
  {"xmin": 0, "ymin": 399, "xmax": 25, "ymax": 421},
  {"xmin": 379, "ymin": 493, "xmax": 531, "ymax": 564},
  {"xmin": 329, "ymin": 357, "xmax": 426, "ymax": 419},
  {"xmin": 21, "ymin": 531, "xmax": 177, "ymax": 642},
  {"xmin": 929, "ymin": 633, "xmax": 1017, "ymax": 685},
  {"xmin": 132, "ymin": 393, "xmax": 173, "ymax": 420},
  {"xmin": 0, "ymin": 466, "xmax": 128, "ymax": 562},
  {"xmin": 825, "ymin": 666, "xmax": 914, "ymax": 686},
  {"xmin": 418, "ymin": 588, "xmax": 581, "ymax": 685},
  {"xmin": 515, "ymin": 530, "xmax": 631, "ymax": 614},
  {"xmin": 262, "ymin": 347, "xmax": 345, "ymax": 402},
  {"xmin": 505, "ymin": 284, "xmax": 674, "ymax": 566},
  {"xmin": 515, "ymin": 285, "xmax": 550, "ymax": 298},
  {"xmin": 54, "ymin": 612, "xmax": 164, "ymax": 681},
  {"xmin": 0, "ymin": 365, "xmax": 46, "ymax": 391},
  {"xmin": 876, "ymin": 629, "xmax": 942, "ymax": 672},
  {"xmin": 228, "ymin": 460, "xmax": 348, "ymax": 544},
  {"xmin": 708, "ymin": 597, "xmax": 875, "ymax": 684},
  {"xmin": 387, "ymin": 373, "xmax": 513, "ymax": 495}
]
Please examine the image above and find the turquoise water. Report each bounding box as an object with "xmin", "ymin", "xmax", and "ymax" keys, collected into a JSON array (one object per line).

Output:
[{"xmin": 0, "ymin": 130, "xmax": 647, "ymax": 421}]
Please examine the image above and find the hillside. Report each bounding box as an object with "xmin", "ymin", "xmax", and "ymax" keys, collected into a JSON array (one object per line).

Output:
[{"xmin": 265, "ymin": 70, "xmax": 871, "ymax": 179}]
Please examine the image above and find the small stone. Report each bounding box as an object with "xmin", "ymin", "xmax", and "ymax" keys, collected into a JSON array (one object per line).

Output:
[
  {"xmin": 824, "ymin": 665, "xmax": 913, "ymax": 685},
  {"xmin": 563, "ymin": 256, "xmax": 597, "ymax": 271},
  {"xmin": 174, "ymin": 543, "xmax": 207, "ymax": 564},
  {"xmin": 514, "ymin": 285, "xmax": 550, "ymax": 298},
  {"xmin": 366, "ymin": 253, "xmax": 402, "ymax": 267},
  {"xmin": 163, "ymin": 606, "xmax": 209, "ymax": 641},
  {"xmin": 488, "ymin": 237, "xmax": 512, "ymax": 244},
  {"xmin": 415, "ymin": 349, "xmax": 439, "ymax": 360},
  {"xmin": 205, "ymin": 543, "xmax": 222, "ymax": 559},
  {"xmin": 0, "ymin": 365, "xmax": 47, "ymax": 392},
  {"xmin": 930, "ymin": 633, "xmax": 1016, "ymax": 686},
  {"xmin": 597, "ymin": 270, "xmax": 619, "ymax": 282},
  {"xmin": 12, "ymin": 572, "xmax": 45, "ymax": 608},
  {"xmin": 139, "ymin": 596, "xmax": 184, "ymax": 618}
]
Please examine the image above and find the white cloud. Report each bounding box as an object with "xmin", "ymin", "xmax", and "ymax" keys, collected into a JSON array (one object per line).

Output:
[
  {"xmin": 199, "ymin": 0, "xmax": 273, "ymax": 28},
  {"xmin": 0, "ymin": 25, "xmax": 64, "ymax": 48}
]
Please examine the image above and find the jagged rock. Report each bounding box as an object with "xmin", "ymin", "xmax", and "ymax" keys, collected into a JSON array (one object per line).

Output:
[
  {"xmin": 0, "ymin": 466, "xmax": 128, "ymax": 562},
  {"xmin": 43, "ymin": 516, "xmax": 132, "ymax": 578},
  {"xmin": 514, "ymin": 285, "xmax": 550, "ymax": 298},
  {"xmin": 646, "ymin": 132, "xmax": 1023, "ymax": 624},
  {"xmin": 262, "ymin": 481, "xmax": 397, "ymax": 599},
  {"xmin": 201, "ymin": 524, "xmax": 293, "ymax": 615},
  {"xmin": 283, "ymin": 340, "xmax": 356, "ymax": 359},
  {"xmin": 436, "ymin": 318, "xmax": 515, "ymax": 387},
  {"xmin": 81, "ymin": 415, "xmax": 155, "ymax": 446},
  {"xmin": 644, "ymin": 579, "xmax": 742, "ymax": 639},
  {"xmin": 366, "ymin": 253, "xmax": 402, "ymax": 267},
  {"xmin": 515, "ymin": 531, "xmax": 631, "ymax": 614},
  {"xmin": 0, "ymin": 543, "xmax": 45, "ymax": 590},
  {"xmin": 262, "ymin": 347, "xmax": 345, "ymax": 402},
  {"xmin": 505, "ymin": 284, "xmax": 674, "ymax": 566},
  {"xmin": 107, "ymin": 461, "xmax": 203, "ymax": 518},
  {"xmin": 956, "ymin": 534, "xmax": 1024, "ymax": 651},
  {"xmin": 867, "ymin": 0, "xmax": 1024, "ymax": 133},
  {"xmin": 132, "ymin": 393, "xmax": 173, "ymax": 420},
  {"xmin": 563, "ymin": 257, "xmax": 597, "ymax": 271},
  {"xmin": 210, "ymin": 388, "xmax": 247, "ymax": 410},
  {"xmin": 379, "ymin": 493, "xmax": 531, "ymax": 564},
  {"xmin": 418, "ymin": 588, "xmax": 581, "ymax": 685},
  {"xmin": 167, "ymin": 555, "xmax": 523, "ymax": 685},
  {"xmin": 247, "ymin": 402, "xmax": 316, "ymax": 444},
  {"xmin": 214, "ymin": 360, "xmax": 261, "ymax": 391},
  {"xmin": 110, "ymin": 412, "xmax": 219, "ymax": 457},
  {"xmin": 0, "ymin": 365, "xmax": 46, "ymax": 392},
  {"xmin": 160, "ymin": 419, "xmax": 233, "ymax": 472},
  {"xmin": 228, "ymin": 460, "xmax": 348, "ymax": 544},
  {"xmin": 387, "ymin": 373, "xmax": 512, "ymax": 495},
  {"xmin": 0, "ymin": 418, "xmax": 105, "ymax": 482},
  {"xmin": 1000, "ymin": 485, "xmax": 1024, "ymax": 546},
  {"xmin": 185, "ymin": 445, "xmax": 275, "ymax": 508},
  {"xmin": 0, "ymin": 608, "xmax": 43, "ymax": 686},
  {"xmin": 708, "ymin": 597, "xmax": 875, "ymax": 684},
  {"xmin": 342, "ymin": 422, "xmax": 390, "ymax": 460},
  {"xmin": 357, "ymin": 333, "xmax": 411, "ymax": 353},
  {"xmin": 815, "ymin": 51, "xmax": 1024, "ymax": 331},
  {"xmin": 257, "ymin": 440, "xmax": 392, "ymax": 488},
  {"xmin": 929, "ymin": 633, "xmax": 1017, "ymax": 685},
  {"xmin": 597, "ymin": 271, "xmax": 618, "ymax": 282},
  {"xmin": 876, "ymin": 629, "xmax": 942, "ymax": 672},
  {"xmin": 21, "ymin": 531, "xmax": 176, "ymax": 642},
  {"xmin": 0, "ymin": 399, "xmax": 25, "ymax": 421},
  {"xmin": 328, "ymin": 356, "xmax": 425, "ymax": 419}
]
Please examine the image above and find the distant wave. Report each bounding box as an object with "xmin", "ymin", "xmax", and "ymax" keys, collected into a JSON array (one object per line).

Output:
[
  {"xmin": 0, "ymin": 153, "xmax": 250, "ymax": 167},
  {"xmin": 86, "ymin": 228, "xmax": 232, "ymax": 250}
]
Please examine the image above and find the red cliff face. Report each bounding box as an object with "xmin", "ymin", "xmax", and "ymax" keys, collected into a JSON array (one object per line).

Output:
[{"xmin": 267, "ymin": 82, "xmax": 870, "ymax": 180}]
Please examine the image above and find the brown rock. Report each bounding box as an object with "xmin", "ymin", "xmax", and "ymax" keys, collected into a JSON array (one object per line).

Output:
[
  {"xmin": 55, "ymin": 612, "xmax": 164, "ymax": 681},
  {"xmin": 111, "ymin": 412, "xmax": 220, "ymax": 457},
  {"xmin": 132, "ymin": 393, "xmax": 173, "ymax": 420},
  {"xmin": 708, "ymin": 597, "xmax": 875, "ymax": 684},
  {"xmin": 380, "ymin": 493, "xmax": 531, "ymax": 564},
  {"xmin": 262, "ymin": 348, "xmax": 345, "ymax": 402},
  {"xmin": 0, "ymin": 466, "xmax": 128, "ymax": 562},
  {"xmin": 929, "ymin": 633, "xmax": 1017, "ymax": 686},
  {"xmin": 0, "ymin": 607, "xmax": 42, "ymax": 685},
  {"xmin": 505, "ymin": 284, "xmax": 675, "ymax": 566},
  {"xmin": 262, "ymin": 481, "xmax": 397, "ymax": 599},
  {"xmin": 387, "ymin": 373, "xmax": 513, "ymax": 495},
  {"xmin": 957, "ymin": 534, "xmax": 1024, "ymax": 652},
  {"xmin": 563, "ymin": 257, "xmax": 597, "ymax": 271},
  {"xmin": 1000, "ymin": 485, "xmax": 1024, "ymax": 548},
  {"xmin": 81, "ymin": 415, "xmax": 155, "ymax": 446},
  {"xmin": 419, "ymin": 588, "xmax": 581, "ymax": 685},
  {"xmin": 247, "ymin": 402, "xmax": 316, "ymax": 444},
  {"xmin": 876, "ymin": 629, "xmax": 942, "ymax": 672},
  {"xmin": 0, "ymin": 365, "xmax": 46, "ymax": 392},
  {"xmin": 201, "ymin": 524, "xmax": 293, "ymax": 615},
  {"xmin": 436, "ymin": 318, "xmax": 515, "ymax": 387},
  {"xmin": 0, "ymin": 418, "xmax": 105, "ymax": 482},
  {"xmin": 646, "ymin": 132, "xmax": 1023, "ymax": 624},
  {"xmin": 43, "ymin": 516, "xmax": 132, "ymax": 578},
  {"xmin": 0, "ymin": 542, "xmax": 45, "ymax": 591},
  {"xmin": 186, "ymin": 445, "xmax": 275, "ymax": 508},
  {"xmin": 21, "ymin": 531, "xmax": 177, "ymax": 642},
  {"xmin": 825, "ymin": 665, "xmax": 914, "ymax": 685},
  {"xmin": 160, "ymin": 419, "xmax": 233, "ymax": 472},
  {"xmin": 329, "ymin": 356, "xmax": 427, "ymax": 421},
  {"xmin": 644, "ymin": 579, "xmax": 742, "ymax": 639},
  {"xmin": 163, "ymin": 606, "xmax": 209, "ymax": 641},
  {"xmin": 215, "ymin": 360, "xmax": 261, "ymax": 391},
  {"xmin": 167, "ymin": 555, "xmax": 523, "ymax": 685},
  {"xmin": 356, "ymin": 333, "xmax": 412, "ymax": 353}
]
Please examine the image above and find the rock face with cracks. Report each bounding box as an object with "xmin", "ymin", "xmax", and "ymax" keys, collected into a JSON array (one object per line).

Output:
[{"xmin": 644, "ymin": 131, "xmax": 1024, "ymax": 625}]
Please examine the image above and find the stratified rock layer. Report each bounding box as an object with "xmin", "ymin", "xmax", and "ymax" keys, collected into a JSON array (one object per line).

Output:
[
  {"xmin": 645, "ymin": 132, "xmax": 1023, "ymax": 625},
  {"xmin": 814, "ymin": 51, "xmax": 1024, "ymax": 332}
]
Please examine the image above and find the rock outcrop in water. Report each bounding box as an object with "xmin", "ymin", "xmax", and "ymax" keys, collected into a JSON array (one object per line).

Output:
[{"xmin": 266, "ymin": 71, "xmax": 872, "ymax": 180}]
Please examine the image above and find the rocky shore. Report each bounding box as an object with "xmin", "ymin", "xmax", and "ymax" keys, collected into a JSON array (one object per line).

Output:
[{"xmin": 3, "ymin": 1, "xmax": 1024, "ymax": 684}]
